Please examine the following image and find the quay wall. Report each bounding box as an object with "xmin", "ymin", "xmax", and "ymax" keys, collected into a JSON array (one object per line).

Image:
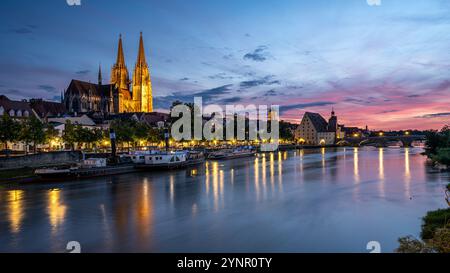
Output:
[{"xmin": 0, "ymin": 151, "xmax": 83, "ymax": 171}]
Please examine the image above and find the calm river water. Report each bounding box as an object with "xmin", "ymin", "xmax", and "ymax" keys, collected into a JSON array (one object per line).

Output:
[{"xmin": 0, "ymin": 147, "xmax": 448, "ymax": 253}]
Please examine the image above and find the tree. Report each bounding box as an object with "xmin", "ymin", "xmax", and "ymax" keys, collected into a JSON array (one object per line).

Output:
[
  {"xmin": 133, "ymin": 122, "xmax": 150, "ymax": 147},
  {"xmin": 147, "ymin": 127, "xmax": 164, "ymax": 144},
  {"xmin": 20, "ymin": 116, "xmax": 45, "ymax": 153},
  {"xmin": 45, "ymin": 124, "xmax": 60, "ymax": 147},
  {"xmin": 110, "ymin": 119, "xmax": 136, "ymax": 151},
  {"xmin": 62, "ymin": 120, "xmax": 77, "ymax": 151},
  {"xmin": 426, "ymin": 127, "xmax": 450, "ymax": 153},
  {"xmin": 0, "ymin": 114, "xmax": 20, "ymax": 156}
]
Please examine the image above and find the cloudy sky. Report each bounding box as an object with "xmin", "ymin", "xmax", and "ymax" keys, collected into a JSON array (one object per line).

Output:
[{"xmin": 1, "ymin": 0, "xmax": 449, "ymax": 130}]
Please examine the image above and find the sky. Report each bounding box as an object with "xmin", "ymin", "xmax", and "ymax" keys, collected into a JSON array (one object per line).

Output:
[{"xmin": 0, "ymin": 0, "xmax": 450, "ymax": 130}]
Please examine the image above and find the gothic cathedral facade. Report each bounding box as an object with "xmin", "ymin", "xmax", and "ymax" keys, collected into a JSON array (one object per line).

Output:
[{"xmin": 64, "ymin": 33, "xmax": 153, "ymax": 114}]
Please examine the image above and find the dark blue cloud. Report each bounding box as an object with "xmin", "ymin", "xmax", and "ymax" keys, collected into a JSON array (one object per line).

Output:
[
  {"xmin": 38, "ymin": 85, "xmax": 56, "ymax": 92},
  {"xmin": 76, "ymin": 70, "xmax": 90, "ymax": 75},
  {"xmin": 280, "ymin": 101, "xmax": 335, "ymax": 114},
  {"xmin": 240, "ymin": 75, "xmax": 280, "ymax": 88},
  {"xmin": 243, "ymin": 45, "xmax": 269, "ymax": 62},
  {"xmin": 208, "ymin": 73, "xmax": 234, "ymax": 80},
  {"xmin": 154, "ymin": 84, "xmax": 233, "ymax": 109},
  {"xmin": 416, "ymin": 112, "xmax": 450, "ymax": 119},
  {"xmin": 264, "ymin": 89, "xmax": 278, "ymax": 97}
]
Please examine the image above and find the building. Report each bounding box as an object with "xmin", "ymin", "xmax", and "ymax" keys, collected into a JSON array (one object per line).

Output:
[
  {"xmin": 29, "ymin": 98, "xmax": 66, "ymax": 119},
  {"xmin": 64, "ymin": 33, "xmax": 153, "ymax": 114},
  {"xmin": 296, "ymin": 110, "xmax": 341, "ymax": 145},
  {"xmin": 0, "ymin": 95, "xmax": 35, "ymax": 119}
]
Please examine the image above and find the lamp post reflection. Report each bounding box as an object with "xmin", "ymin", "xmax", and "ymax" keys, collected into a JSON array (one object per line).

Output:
[
  {"xmin": 378, "ymin": 148, "xmax": 385, "ymax": 198},
  {"xmin": 353, "ymin": 148, "xmax": 359, "ymax": 183},
  {"xmin": 254, "ymin": 157, "xmax": 260, "ymax": 201},
  {"xmin": 8, "ymin": 190, "xmax": 24, "ymax": 234},
  {"xmin": 47, "ymin": 189, "xmax": 66, "ymax": 233},
  {"xmin": 404, "ymin": 148, "xmax": 411, "ymax": 198}
]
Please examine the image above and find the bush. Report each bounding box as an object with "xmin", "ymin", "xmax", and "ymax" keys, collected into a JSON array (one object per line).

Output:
[
  {"xmin": 421, "ymin": 208, "xmax": 450, "ymax": 240},
  {"xmin": 432, "ymin": 148, "xmax": 450, "ymax": 166},
  {"xmin": 428, "ymin": 225, "xmax": 450, "ymax": 253},
  {"xmin": 396, "ymin": 236, "xmax": 433, "ymax": 253}
]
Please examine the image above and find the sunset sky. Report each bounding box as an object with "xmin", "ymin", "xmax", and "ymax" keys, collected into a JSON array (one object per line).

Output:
[{"xmin": 0, "ymin": 0, "xmax": 449, "ymax": 130}]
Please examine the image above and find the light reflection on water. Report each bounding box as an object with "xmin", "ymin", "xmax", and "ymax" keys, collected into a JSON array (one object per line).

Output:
[{"xmin": 0, "ymin": 147, "xmax": 447, "ymax": 253}]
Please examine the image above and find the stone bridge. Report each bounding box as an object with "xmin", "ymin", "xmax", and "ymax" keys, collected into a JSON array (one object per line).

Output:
[{"xmin": 337, "ymin": 135, "xmax": 426, "ymax": 147}]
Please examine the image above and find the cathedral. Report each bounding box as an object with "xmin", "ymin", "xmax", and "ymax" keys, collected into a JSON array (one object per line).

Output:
[{"xmin": 63, "ymin": 33, "xmax": 153, "ymax": 114}]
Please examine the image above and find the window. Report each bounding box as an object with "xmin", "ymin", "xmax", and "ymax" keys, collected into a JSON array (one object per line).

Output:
[
  {"xmin": 23, "ymin": 111, "xmax": 29, "ymax": 117},
  {"xmin": 16, "ymin": 110, "xmax": 22, "ymax": 117},
  {"xmin": 0, "ymin": 106, "xmax": 3, "ymax": 115},
  {"xmin": 9, "ymin": 109, "xmax": 15, "ymax": 116}
]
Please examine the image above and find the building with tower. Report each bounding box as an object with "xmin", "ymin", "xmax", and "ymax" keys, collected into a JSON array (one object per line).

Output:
[
  {"xmin": 64, "ymin": 33, "xmax": 153, "ymax": 114},
  {"xmin": 295, "ymin": 109, "xmax": 343, "ymax": 145}
]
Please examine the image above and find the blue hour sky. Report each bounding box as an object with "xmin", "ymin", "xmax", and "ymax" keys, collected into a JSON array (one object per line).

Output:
[{"xmin": 1, "ymin": 0, "xmax": 450, "ymax": 129}]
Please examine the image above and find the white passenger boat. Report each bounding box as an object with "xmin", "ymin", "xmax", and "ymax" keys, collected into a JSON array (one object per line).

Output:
[{"xmin": 134, "ymin": 150, "xmax": 205, "ymax": 170}]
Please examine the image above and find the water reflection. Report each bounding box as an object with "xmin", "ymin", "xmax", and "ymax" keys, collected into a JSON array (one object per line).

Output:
[
  {"xmin": 353, "ymin": 148, "xmax": 359, "ymax": 182},
  {"xmin": 0, "ymin": 147, "xmax": 445, "ymax": 253},
  {"xmin": 47, "ymin": 189, "xmax": 66, "ymax": 233},
  {"xmin": 404, "ymin": 148, "xmax": 411, "ymax": 198},
  {"xmin": 8, "ymin": 190, "xmax": 24, "ymax": 234},
  {"xmin": 378, "ymin": 148, "xmax": 385, "ymax": 198}
]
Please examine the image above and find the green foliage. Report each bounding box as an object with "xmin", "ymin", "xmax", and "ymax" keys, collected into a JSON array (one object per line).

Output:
[
  {"xmin": 147, "ymin": 127, "xmax": 164, "ymax": 143},
  {"xmin": 424, "ymin": 126, "xmax": 450, "ymax": 166},
  {"xmin": 62, "ymin": 120, "xmax": 77, "ymax": 150},
  {"xmin": 110, "ymin": 118, "xmax": 163, "ymax": 146},
  {"xmin": 279, "ymin": 121, "xmax": 294, "ymax": 141},
  {"xmin": 424, "ymin": 126, "xmax": 450, "ymax": 156},
  {"xmin": 421, "ymin": 208, "xmax": 450, "ymax": 240},
  {"xmin": 396, "ymin": 236, "xmax": 433, "ymax": 253},
  {"xmin": 44, "ymin": 124, "xmax": 60, "ymax": 142},
  {"xmin": 0, "ymin": 114, "xmax": 20, "ymax": 150},
  {"xmin": 432, "ymin": 148, "xmax": 450, "ymax": 166},
  {"xmin": 19, "ymin": 116, "xmax": 46, "ymax": 152},
  {"xmin": 110, "ymin": 119, "xmax": 137, "ymax": 144},
  {"xmin": 427, "ymin": 224, "xmax": 450, "ymax": 253},
  {"xmin": 397, "ymin": 209, "xmax": 450, "ymax": 253}
]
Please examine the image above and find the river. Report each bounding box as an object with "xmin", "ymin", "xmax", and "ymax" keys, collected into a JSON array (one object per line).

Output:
[{"xmin": 0, "ymin": 147, "xmax": 448, "ymax": 253}]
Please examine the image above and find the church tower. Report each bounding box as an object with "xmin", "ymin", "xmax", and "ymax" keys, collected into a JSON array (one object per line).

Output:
[
  {"xmin": 111, "ymin": 34, "xmax": 130, "ymax": 91},
  {"xmin": 132, "ymin": 32, "xmax": 153, "ymax": 112}
]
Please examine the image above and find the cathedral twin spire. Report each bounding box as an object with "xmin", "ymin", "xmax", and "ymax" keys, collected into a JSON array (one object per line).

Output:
[{"xmin": 110, "ymin": 32, "xmax": 153, "ymax": 112}]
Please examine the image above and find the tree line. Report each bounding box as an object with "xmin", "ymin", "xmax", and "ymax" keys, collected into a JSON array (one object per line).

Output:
[
  {"xmin": 0, "ymin": 114, "xmax": 165, "ymax": 155},
  {"xmin": 424, "ymin": 125, "xmax": 450, "ymax": 166}
]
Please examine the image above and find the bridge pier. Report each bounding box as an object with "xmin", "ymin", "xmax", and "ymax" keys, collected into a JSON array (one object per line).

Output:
[{"xmin": 401, "ymin": 140, "xmax": 413, "ymax": 148}]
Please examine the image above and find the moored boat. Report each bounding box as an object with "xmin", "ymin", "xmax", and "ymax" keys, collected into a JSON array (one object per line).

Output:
[
  {"xmin": 34, "ymin": 158, "xmax": 135, "ymax": 181},
  {"xmin": 208, "ymin": 146, "xmax": 256, "ymax": 160},
  {"xmin": 134, "ymin": 150, "xmax": 205, "ymax": 170}
]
